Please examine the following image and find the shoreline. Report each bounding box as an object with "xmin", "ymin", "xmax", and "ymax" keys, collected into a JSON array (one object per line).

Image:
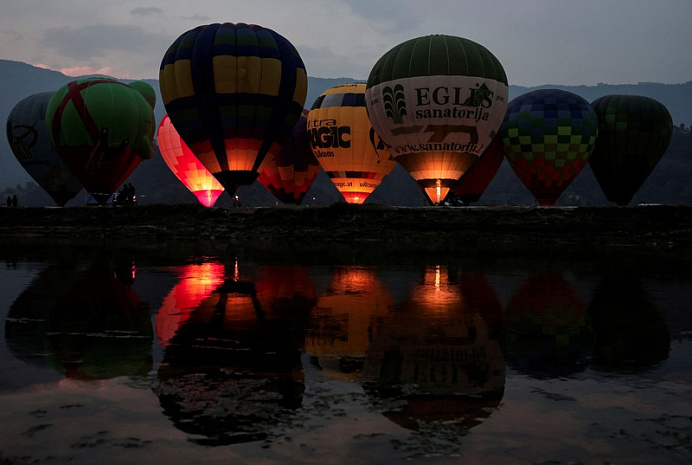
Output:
[{"xmin": 0, "ymin": 203, "xmax": 690, "ymax": 262}]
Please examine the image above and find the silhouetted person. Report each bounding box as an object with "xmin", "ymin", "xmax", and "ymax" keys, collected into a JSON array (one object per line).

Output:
[
  {"xmin": 11, "ymin": 195, "xmax": 17, "ymax": 207},
  {"xmin": 6, "ymin": 196, "xmax": 10, "ymax": 207}
]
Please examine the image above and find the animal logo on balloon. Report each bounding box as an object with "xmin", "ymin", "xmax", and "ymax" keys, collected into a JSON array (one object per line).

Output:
[{"xmin": 366, "ymin": 35, "xmax": 509, "ymax": 205}]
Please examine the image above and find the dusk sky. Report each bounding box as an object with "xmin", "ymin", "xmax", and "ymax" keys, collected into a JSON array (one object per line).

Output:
[{"xmin": 1, "ymin": 0, "xmax": 690, "ymax": 86}]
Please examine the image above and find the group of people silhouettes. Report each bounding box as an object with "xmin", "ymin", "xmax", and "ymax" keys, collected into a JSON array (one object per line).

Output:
[{"xmin": 5, "ymin": 195, "xmax": 17, "ymax": 207}]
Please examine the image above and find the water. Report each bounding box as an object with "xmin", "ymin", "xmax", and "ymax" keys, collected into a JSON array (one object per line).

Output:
[{"xmin": 0, "ymin": 241, "xmax": 690, "ymax": 464}]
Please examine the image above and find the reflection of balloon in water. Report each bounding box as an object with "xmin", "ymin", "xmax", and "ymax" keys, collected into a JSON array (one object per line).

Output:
[
  {"xmin": 589, "ymin": 95, "xmax": 673, "ymax": 206},
  {"xmin": 451, "ymin": 132, "xmax": 505, "ymax": 205},
  {"xmin": 588, "ymin": 277, "xmax": 670, "ymax": 372},
  {"xmin": 366, "ymin": 35, "xmax": 508, "ymax": 205},
  {"xmin": 504, "ymin": 274, "xmax": 593, "ymax": 378},
  {"xmin": 308, "ymin": 83, "xmax": 396, "ymax": 204},
  {"xmin": 364, "ymin": 266, "xmax": 505, "ymax": 433},
  {"xmin": 155, "ymin": 262, "xmax": 226, "ymax": 348},
  {"xmin": 46, "ymin": 77, "xmax": 156, "ymax": 205},
  {"xmin": 6, "ymin": 92, "xmax": 82, "ymax": 206},
  {"xmin": 501, "ymin": 89, "xmax": 598, "ymax": 206},
  {"xmin": 155, "ymin": 261, "xmax": 312, "ymax": 446},
  {"xmin": 159, "ymin": 23, "xmax": 308, "ymax": 197},
  {"xmin": 157, "ymin": 114, "xmax": 225, "ymax": 207},
  {"xmin": 305, "ymin": 266, "xmax": 393, "ymax": 381},
  {"xmin": 6, "ymin": 260, "xmax": 150, "ymax": 380},
  {"xmin": 258, "ymin": 109, "xmax": 320, "ymax": 204}
]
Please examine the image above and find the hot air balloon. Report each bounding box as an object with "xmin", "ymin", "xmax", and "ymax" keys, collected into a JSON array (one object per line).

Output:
[
  {"xmin": 6, "ymin": 92, "xmax": 82, "ymax": 206},
  {"xmin": 365, "ymin": 35, "xmax": 508, "ymax": 205},
  {"xmin": 589, "ymin": 95, "xmax": 673, "ymax": 206},
  {"xmin": 450, "ymin": 132, "xmax": 505, "ymax": 205},
  {"xmin": 45, "ymin": 77, "xmax": 156, "ymax": 205},
  {"xmin": 157, "ymin": 114, "xmax": 225, "ymax": 207},
  {"xmin": 308, "ymin": 83, "xmax": 396, "ymax": 204},
  {"xmin": 159, "ymin": 23, "xmax": 308, "ymax": 198},
  {"xmin": 257, "ymin": 109, "xmax": 320, "ymax": 204},
  {"xmin": 501, "ymin": 89, "xmax": 598, "ymax": 206}
]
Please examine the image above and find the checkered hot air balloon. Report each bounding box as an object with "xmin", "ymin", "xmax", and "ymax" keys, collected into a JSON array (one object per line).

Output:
[
  {"xmin": 159, "ymin": 23, "xmax": 308, "ymax": 198},
  {"xmin": 500, "ymin": 89, "xmax": 598, "ymax": 206}
]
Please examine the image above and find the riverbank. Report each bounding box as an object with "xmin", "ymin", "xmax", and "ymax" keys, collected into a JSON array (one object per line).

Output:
[{"xmin": 0, "ymin": 203, "xmax": 690, "ymax": 262}]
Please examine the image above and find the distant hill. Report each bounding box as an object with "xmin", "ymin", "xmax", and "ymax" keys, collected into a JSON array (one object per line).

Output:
[{"xmin": 1, "ymin": 59, "xmax": 690, "ymax": 206}]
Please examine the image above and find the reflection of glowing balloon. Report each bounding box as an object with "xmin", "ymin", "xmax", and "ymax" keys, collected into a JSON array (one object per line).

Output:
[
  {"xmin": 366, "ymin": 35, "xmax": 508, "ymax": 204},
  {"xmin": 505, "ymin": 274, "xmax": 593, "ymax": 378},
  {"xmin": 157, "ymin": 114, "xmax": 224, "ymax": 207},
  {"xmin": 451, "ymin": 133, "xmax": 505, "ymax": 205},
  {"xmin": 501, "ymin": 89, "xmax": 598, "ymax": 206},
  {"xmin": 364, "ymin": 266, "xmax": 505, "ymax": 433},
  {"xmin": 588, "ymin": 277, "xmax": 670, "ymax": 372},
  {"xmin": 159, "ymin": 23, "xmax": 308, "ymax": 196},
  {"xmin": 155, "ymin": 262, "xmax": 225, "ymax": 348},
  {"xmin": 46, "ymin": 77, "xmax": 156, "ymax": 205},
  {"xmin": 6, "ymin": 92, "xmax": 82, "ymax": 206},
  {"xmin": 155, "ymin": 260, "xmax": 310, "ymax": 445},
  {"xmin": 258, "ymin": 109, "xmax": 320, "ymax": 204},
  {"xmin": 305, "ymin": 266, "xmax": 393, "ymax": 381},
  {"xmin": 308, "ymin": 83, "xmax": 396, "ymax": 204},
  {"xmin": 589, "ymin": 95, "xmax": 673, "ymax": 206}
]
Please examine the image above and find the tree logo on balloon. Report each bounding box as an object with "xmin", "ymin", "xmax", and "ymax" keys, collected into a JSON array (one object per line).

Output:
[{"xmin": 383, "ymin": 84, "xmax": 407, "ymax": 124}]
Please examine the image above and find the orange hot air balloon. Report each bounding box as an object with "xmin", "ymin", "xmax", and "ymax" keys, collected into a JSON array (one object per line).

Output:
[
  {"xmin": 308, "ymin": 83, "xmax": 397, "ymax": 204},
  {"xmin": 157, "ymin": 114, "xmax": 224, "ymax": 207},
  {"xmin": 257, "ymin": 110, "xmax": 320, "ymax": 204}
]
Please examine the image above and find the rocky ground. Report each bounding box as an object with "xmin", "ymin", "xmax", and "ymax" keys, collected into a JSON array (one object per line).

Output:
[{"xmin": 0, "ymin": 203, "xmax": 690, "ymax": 264}]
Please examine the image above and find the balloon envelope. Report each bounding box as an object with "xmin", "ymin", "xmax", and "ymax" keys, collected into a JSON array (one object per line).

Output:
[
  {"xmin": 501, "ymin": 89, "xmax": 598, "ymax": 206},
  {"xmin": 451, "ymin": 132, "xmax": 505, "ymax": 205},
  {"xmin": 159, "ymin": 22, "xmax": 308, "ymax": 196},
  {"xmin": 46, "ymin": 78, "xmax": 156, "ymax": 205},
  {"xmin": 366, "ymin": 35, "xmax": 508, "ymax": 204},
  {"xmin": 309, "ymin": 83, "xmax": 396, "ymax": 204},
  {"xmin": 589, "ymin": 95, "xmax": 673, "ymax": 206},
  {"xmin": 6, "ymin": 92, "xmax": 82, "ymax": 206},
  {"xmin": 258, "ymin": 109, "xmax": 320, "ymax": 204},
  {"xmin": 158, "ymin": 114, "xmax": 224, "ymax": 207}
]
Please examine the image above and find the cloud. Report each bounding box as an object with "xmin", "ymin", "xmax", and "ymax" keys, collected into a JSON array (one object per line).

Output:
[
  {"xmin": 130, "ymin": 7, "xmax": 163, "ymax": 16},
  {"xmin": 39, "ymin": 24, "xmax": 165, "ymax": 59}
]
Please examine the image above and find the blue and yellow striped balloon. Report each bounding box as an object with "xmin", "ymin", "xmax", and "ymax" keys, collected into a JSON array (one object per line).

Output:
[{"xmin": 160, "ymin": 23, "xmax": 308, "ymax": 195}]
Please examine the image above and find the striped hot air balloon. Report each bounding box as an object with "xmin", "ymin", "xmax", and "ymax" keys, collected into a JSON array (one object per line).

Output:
[
  {"xmin": 157, "ymin": 114, "xmax": 224, "ymax": 208},
  {"xmin": 257, "ymin": 109, "xmax": 320, "ymax": 204},
  {"xmin": 308, "ymin": 83, "xmax": 396, "ymax": 204},
  {"xmin": 159, "ymin": 23, "xmax": 308, "ymax": 197}
]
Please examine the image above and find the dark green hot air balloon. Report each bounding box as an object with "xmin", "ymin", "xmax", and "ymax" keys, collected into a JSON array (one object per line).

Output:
[{"xmin": 589, "ymin": 95, "xmax": 673, "ymax": 206}]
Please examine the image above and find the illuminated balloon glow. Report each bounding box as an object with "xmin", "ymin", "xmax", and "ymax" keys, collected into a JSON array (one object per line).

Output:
[
  {"xmin": 46, "ymin": 77, "xmax": 156, "ymax": 205},
  {"xmin": 366, "ymin": 35, "xmax": 508, "ymax": 205},
  {"xmin": 589, "ymin": 95, "xmax": 673, "ymax": 206},
  {"xmin": 157, "ymin": 114, "xmax": 224, "ymax": 207},
  {"xmin": 308, "ymin": 83, "xmax": 396, "ymax": 204},
  {"xmin": 258, "ymin": 109, "xmax": 320, "ymax": 204},
  {"xmin": 159, "ymin": 23, "xmax": 308, "ymax": 197},
  {"xmin": 6, "ymin": 92, "xmax": 82, "ymax": 206},
  {"xmin": 501, "ymin": 89, "xmax": 598, "ymax": 206}
]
